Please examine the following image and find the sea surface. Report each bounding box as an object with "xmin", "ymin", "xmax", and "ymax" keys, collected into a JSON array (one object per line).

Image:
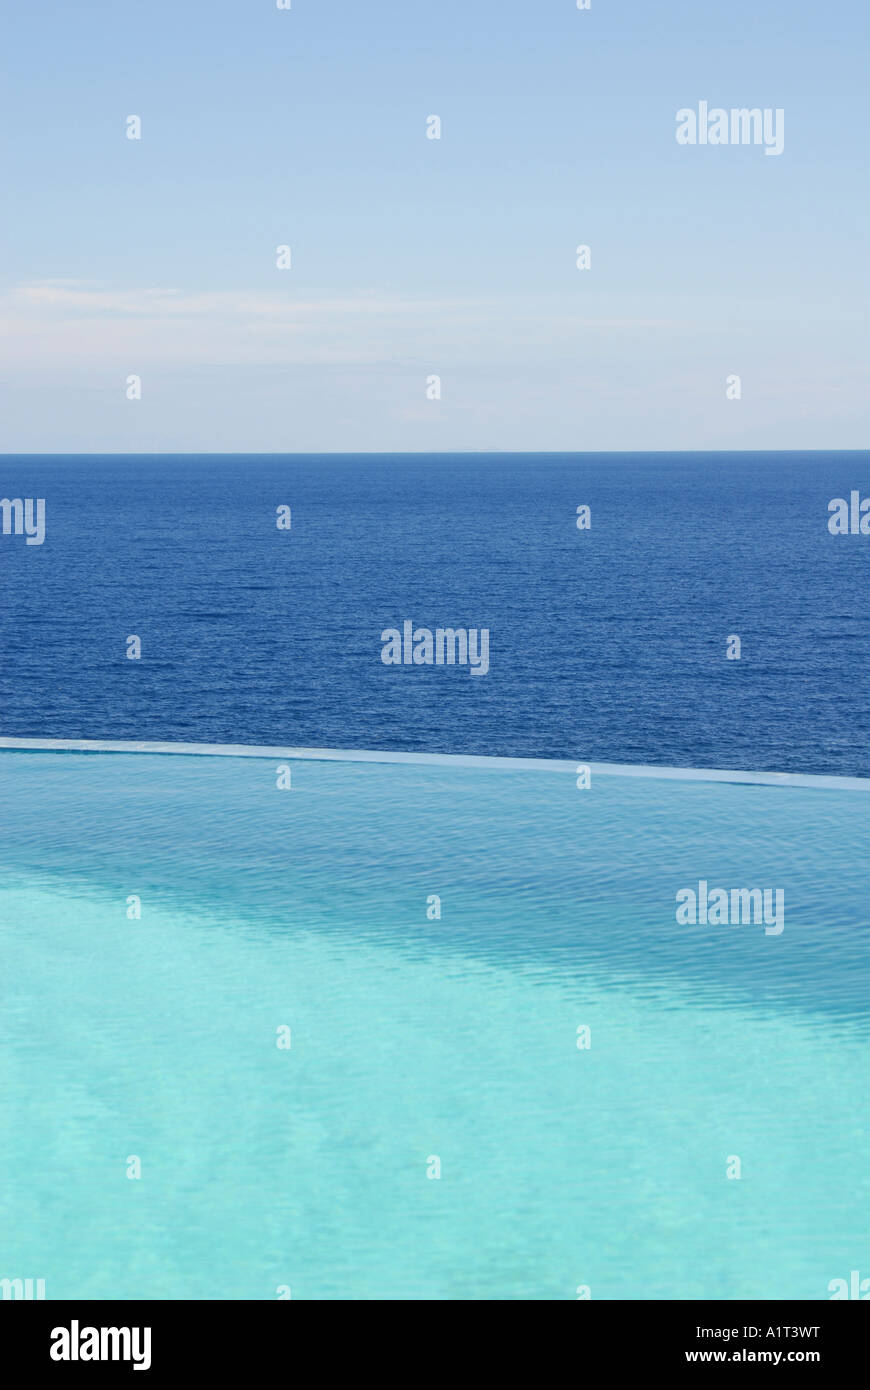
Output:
[
  {"xmin": 2, "ymin": 451, "xmax": 869, "ymax": 775},
  {"xmin": 2, "ymin": 750, "xmax": 868, "ymax": 1300},
  {"xmin": 3, "ymin": 452, "xmax": 869, "ymax": 1301}
]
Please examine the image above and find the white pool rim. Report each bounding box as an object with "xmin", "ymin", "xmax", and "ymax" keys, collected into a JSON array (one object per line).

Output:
[{"xmin": 0, "ymin": 738, "xmax": 866, "ymax": 790}]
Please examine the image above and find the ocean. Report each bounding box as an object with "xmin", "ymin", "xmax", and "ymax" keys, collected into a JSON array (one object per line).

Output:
[
  {"xmin": 3, "ymin": 451, "xmax": 869, "ymax": 775},
  {"xmin": 3, "ymin": 451, "xmax": 870, "ymax": 1301}
]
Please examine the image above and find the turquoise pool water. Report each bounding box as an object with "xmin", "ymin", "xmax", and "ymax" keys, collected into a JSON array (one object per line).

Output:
[{"xmin": 1, "ymin": 749, "xmax": 868, "ymax": 1300}]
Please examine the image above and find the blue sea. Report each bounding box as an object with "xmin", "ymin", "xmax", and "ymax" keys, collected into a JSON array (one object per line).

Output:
[
  {"xmin": 2, "ymin": 451, "xmax": 869, "ymax": 774},
  {"xmin": 2, "ymin": 452, "xmax": 869, "ymax": 1301}
]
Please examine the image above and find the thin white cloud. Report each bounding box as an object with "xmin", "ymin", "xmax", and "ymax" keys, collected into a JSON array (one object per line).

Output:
[
  {"xmin": 11, "ymin": 282, "xmax": 486, "ymax": 319},
  {"xmin": 0, "ymin": 280, "xmax": 672, "ymax": 369}
]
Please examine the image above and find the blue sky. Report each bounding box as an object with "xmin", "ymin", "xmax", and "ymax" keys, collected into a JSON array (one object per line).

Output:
[{"xmin": 1, "ymin": 0, "xmax": 867, "ymax": 451}]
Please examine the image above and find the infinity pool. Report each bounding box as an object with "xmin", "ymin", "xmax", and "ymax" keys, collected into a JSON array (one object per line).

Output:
[{"xmin": 1, "ymin": 748, "xmax": 868, "ymax": 1299}]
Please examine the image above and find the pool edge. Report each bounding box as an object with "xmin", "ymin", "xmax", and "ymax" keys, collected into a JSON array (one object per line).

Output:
[{"xmin": 0, "ymin": 737, "xmax": 866, "ymax": 790}]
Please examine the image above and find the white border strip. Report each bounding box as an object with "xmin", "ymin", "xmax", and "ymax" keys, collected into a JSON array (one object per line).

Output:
[{"xmin": 0, "ymin": 738, "xmax": 866, "ymax": 789}]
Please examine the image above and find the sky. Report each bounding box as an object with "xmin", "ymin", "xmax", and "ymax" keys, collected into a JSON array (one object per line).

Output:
[{"xmin": 1, "ymin": 0, "xmax": 867, "ymax": 453}]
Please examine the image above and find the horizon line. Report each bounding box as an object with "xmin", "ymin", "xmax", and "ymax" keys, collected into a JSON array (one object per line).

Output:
[{"xmin": 2, "ymin": 448, "xmax": 869, "ymax": 459}]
